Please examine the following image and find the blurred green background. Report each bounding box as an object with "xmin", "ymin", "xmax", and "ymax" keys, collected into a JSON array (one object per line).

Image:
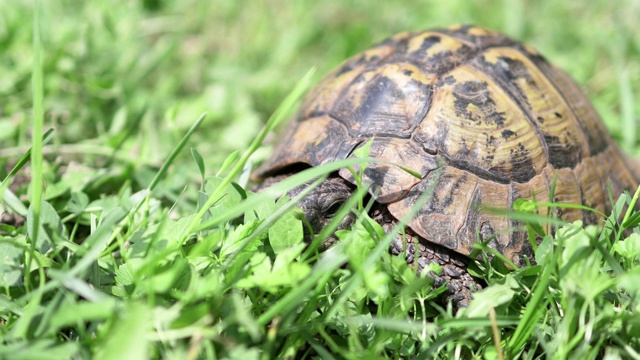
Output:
[
  {"xmin": 1, "ymin": 0, "xmax": 639, "ymax": 173},
  {"xmin": 1, "ymin": 3, "xmax": 639, "ymax": 357}
]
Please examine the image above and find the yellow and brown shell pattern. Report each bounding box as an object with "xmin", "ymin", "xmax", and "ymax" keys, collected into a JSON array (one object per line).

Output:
[{"xmin": 255, "ymin": 25, "xmax": 639, "ymax": 266}]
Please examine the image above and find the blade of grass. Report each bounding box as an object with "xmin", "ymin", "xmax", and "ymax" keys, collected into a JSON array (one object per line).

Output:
[
  {"xmin": 148, "ymin": 113, "xmax": 206, "ymax": 192},
  {"xmin": 438, "ymin": 316, "xmax": 520, "ymax": 328},
  {"xmin": 5, "ymin": 3, "xmax": 50, "ymax": 336},
  {"xmin": 621, "ymin": 185, "xmax": 640, "ymax": 227},
  {"xmin": 483, "ymin": 208, "xmax": 568, "ymax": 227},
  {"xmin": 618, "ymin": 65, "xmax": 636, "ymax": 150},
  {"xmin": 343, "ymin": 315, "xmax": 439, "ymax": 334},
  {"xmin": 3, "ymin": 189, "xmax": 29, "ymax": 218},
  {"xmin": 256, "ymin": 243, "xmax": 349, "ymax": 326},
  {"xmin": 25, "ymin": 0, "xmax": 45, "ymax": 292},
  {"xmin": 532, "ymin": 202, "xmax": 607, "ymax": 219},
  {"xmin": 507, "ymin": 254, "xmax": 553, "ymax": 354},
  {"xmin": 215, "ymin": 150, "xmax": 240, "ymax": 177}
]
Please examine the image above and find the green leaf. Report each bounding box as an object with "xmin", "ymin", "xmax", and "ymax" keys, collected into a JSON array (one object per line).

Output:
[
  {"xmin": 2, "ymin": 188, "xmax": 28, "ymax": 217},
  {"xmin": 243, "ymin": 194, "xmax": 278, "ymax": 224},
  {"xmin": 622, "ymin": 210, "xmax": 640, "ymax": 229},
  {"xmin": 236, "ymin": 243, "xmax": 311, "ymax": 293},
  {"xmin": 464, "ymin": 275, "xmax": 518, "ymax": 317},
  {"xmin": 0, "ymin": 242, "xmax": 23, "ymax": 287},
  {"xmin": 621, "ymin": 183, "xmax": 640, "ymax": 228},
  {"xmin": 49, "ymin": 297, "xmax": 119, "ymax": 331},
  {"xmin": 513, "ymin": 198, "xmax": 537, "ymax": 213},
  {"xmin": 353, "ymin": 137, "xmax": 374, "ymax": 158},
  {"xmin": 272, "ymin": 242, "xmax": 308, "ymax": 273},
  {"xmin": 216, "ymin": 149, "xmax": 240, "ymax": 177},
  {"xmin": 227, "ymin": 345, "xmax": 260, "ymax": 360},
  {"xmin": 26, "ymin": 200, "xmax": 68, "ymax": 253},
  {"xmin": 535, "ymin": 234, "xmax": 554, "ymax": 265},
  {"xmin": 191, "ymin": 147, "xmax": 206, "ymax": 182},
  {"xmin": 94, "ymin": 302, "xmax": 151, "ymax": 360},
  {"xmin": 148, "ymin": 113, "xmax": 206, "ymax": 191},
  {"xmin": 558, "ymin": 221, "xmax": 597, "ymax": 265},
  {"xmin": 612, "ymin": 233, "xmax": 640, "ymax": 260},
  {"xmin": 221, "ymin": 221, "xmax": 263, "ymax": 259},
  {"xmin": 139, "ymin": 258, "xmax": 189, "ymax": 294},
  {"xmin": 397, "ymin": 165, "xmax": 422, "ymax": 179},
  {"xmin": 617, "ymin": 268, "xmax": 640, "ymax": 293},
  {"xmin": 0, "ymin": 340, "xmax": 81, "ymax": 360},
  {"xmin": 25, "ymin": 249, "xmax": 57, "ymax": 272},
  {"xmin": 65, "ymin": 191, "xmax": 89, "ymax": 214},
  {"xmin": 513, "ymin": 198, "xmax": 547, "ymax": 236},
  {"xmin": 205, "ymin": 176, "xmax": 245, "ymax": 218},
  {"xmin": 338, "ymin": 214, "xmax": 389, "ymax": 299},
  {"xmin": 160, "ymin": 214, "xmax": 196, "ymax": 246},
  {"xmin": 337, "ymin": 223, "xmax": 377, "ymax": 269},
  {"xmin": 268, "ymin": 197, "xmax": 304, "ymax": 255}
]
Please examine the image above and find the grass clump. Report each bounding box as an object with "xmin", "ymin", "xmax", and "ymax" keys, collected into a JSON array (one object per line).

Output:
[{"xmin": 1, "ymin": 0, "xmax": 639, "ymax": 359}]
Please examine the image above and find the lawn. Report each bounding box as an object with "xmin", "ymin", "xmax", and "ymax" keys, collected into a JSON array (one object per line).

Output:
[{"xmin": 1, "ymin": 0, "xmax": 639, "ymax": 359}]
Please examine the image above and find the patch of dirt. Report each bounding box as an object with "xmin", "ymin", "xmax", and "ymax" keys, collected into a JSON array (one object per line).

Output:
[{"xmin": 0, "ymin": 212, "xmax": 25, "ymax": 229}]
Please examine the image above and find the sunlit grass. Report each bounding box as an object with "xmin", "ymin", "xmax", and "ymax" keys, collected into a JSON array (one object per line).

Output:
[{"xmin": 0, "ymin": 0, "xmax": 638, "ymax": 358}]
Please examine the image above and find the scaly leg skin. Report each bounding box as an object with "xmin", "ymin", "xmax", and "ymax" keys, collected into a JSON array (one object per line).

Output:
[{"xmin": 372, "ymin": 207, "xmax": 483, "ymax": 308}]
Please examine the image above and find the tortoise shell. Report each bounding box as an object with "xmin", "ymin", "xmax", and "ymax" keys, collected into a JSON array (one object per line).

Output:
[{"xmin": 254, "ymin": 25, "xmax": 639, "ymax": 265}]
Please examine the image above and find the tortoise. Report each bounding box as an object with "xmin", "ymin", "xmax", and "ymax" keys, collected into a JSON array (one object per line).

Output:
[{"xmin": 253, "ymin": 25, "xmax": 640, "ymax": 306}]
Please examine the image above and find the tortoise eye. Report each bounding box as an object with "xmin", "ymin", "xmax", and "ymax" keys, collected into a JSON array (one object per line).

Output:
[{"xmin": 324, "ymin": 201, "xmax": 344, "ymax": 218}]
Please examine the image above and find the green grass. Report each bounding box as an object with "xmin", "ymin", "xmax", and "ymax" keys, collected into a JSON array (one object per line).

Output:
[{"xmin": 1, "ymin": 0, "xmax": 639, "ymax": 359}]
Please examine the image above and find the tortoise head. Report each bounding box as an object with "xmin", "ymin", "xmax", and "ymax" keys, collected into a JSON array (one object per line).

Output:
[{"xmin": 287, "ymin": 176, "xmax": 356, "ymax": 248}]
